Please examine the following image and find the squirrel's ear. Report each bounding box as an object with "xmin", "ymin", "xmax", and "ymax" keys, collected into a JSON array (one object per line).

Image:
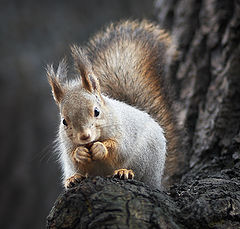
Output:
[
  {"xmin": 82, "ymin": 73, "xmax": 101, "ymax": 95},
  {"xmin": 46, "ymin": 63, "xmax": 66, "ymax": 104},
  {"xmin": 71, "ymin": 45, "xmax": 101, "ymax": 94}
]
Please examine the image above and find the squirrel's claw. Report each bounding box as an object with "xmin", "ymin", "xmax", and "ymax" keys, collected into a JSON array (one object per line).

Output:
[
  {"xmin": 65, "ymin": 173, "xmax": 85, "ymax": 189},
  {"xmin": 113, "ymin": 169, "xmax": 134, "ymax": 180}
]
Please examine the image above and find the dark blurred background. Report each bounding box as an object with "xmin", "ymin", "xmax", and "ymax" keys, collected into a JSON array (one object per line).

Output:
[{"xmin": 0, "ymin": 0, "xmax": 155, "ymax": 228}]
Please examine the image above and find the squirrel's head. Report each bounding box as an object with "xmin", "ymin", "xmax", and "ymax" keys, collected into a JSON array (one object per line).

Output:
[{"xmin": 47, "ymin": 46, "xmax": 106, "ymax": 146}]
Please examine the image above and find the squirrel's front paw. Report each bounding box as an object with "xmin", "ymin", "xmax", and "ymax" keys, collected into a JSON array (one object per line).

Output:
[
  {"xmin": 113, "ymin": 169, "xmax": 134, "ymax": 180},
  {"xmin": 73, "ymin": 146, "xmax": 91, "ymax": 164},
  {"xmin": 91, "ymin": 142, "xmax": 108, "ymax": 160},
  {"xmin": 65, "ymin": 173, "xmax": 85, "ymax": 189}
]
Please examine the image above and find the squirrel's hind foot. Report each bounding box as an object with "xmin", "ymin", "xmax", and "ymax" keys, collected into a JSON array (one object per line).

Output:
[
  {"xmin": 65, "ymin": 173, "xmax": 85, "ymax": 189},
  {"xmin": 113, "ymin": 169, "xmax": 134, "ymax": 180}
]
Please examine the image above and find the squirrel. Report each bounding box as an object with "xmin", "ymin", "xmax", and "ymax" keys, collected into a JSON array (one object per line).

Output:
[{"xmin": 47, "ymin": 20, "xmax": 182, "ymax": 190}]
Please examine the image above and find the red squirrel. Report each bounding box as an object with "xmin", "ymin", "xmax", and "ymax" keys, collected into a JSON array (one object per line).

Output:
[{"xmin": 47, "ymin": 20, "xmax": 182, "ymax": 189}]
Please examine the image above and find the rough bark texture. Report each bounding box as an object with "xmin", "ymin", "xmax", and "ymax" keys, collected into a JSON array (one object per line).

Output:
[
  {"xmin": 47, "ymin": 177, "xmax": 183, "ymax": 229},
  {"xmin": 47, "ymin": 0, "xmax": 240, "ymax": 228}
]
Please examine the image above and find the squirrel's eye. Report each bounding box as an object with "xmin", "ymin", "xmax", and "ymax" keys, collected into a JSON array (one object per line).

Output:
[
  {"xmin": 62, "ymin": 119, "xmax": 68, "ymax": 126},
  {"xmin": 94, "ymin": 107, "xmax": 100, "ymax": 117}
]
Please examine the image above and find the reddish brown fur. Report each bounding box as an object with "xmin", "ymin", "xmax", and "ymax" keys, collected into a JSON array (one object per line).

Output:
[
  {"xmin": 70, "ymin": 139, "xmax": 122, "ymax": 178},
  {"xmin": 101, "ymin": 139, "xmax": 122, "ymax": 168}
]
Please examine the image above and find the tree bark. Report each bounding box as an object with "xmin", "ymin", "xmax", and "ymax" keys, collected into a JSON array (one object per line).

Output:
[
  {"xmin": 47, "ymin": 0, "xmax": 240, "ymax": 228},
  {"xmin": 47, "ymin": 177, "xmax": 183, "ymax": 229}
]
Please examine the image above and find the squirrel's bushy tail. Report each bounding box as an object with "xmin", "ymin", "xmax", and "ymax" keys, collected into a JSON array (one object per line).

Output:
[{"xmin": 73, "ymin": 20, "xmax": 183, "ymax": 186}]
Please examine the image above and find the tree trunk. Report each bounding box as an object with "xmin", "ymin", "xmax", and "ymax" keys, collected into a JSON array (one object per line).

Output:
[{"xmin": 47, "ymin": 0, "xmax": 240, "ymax": 228}]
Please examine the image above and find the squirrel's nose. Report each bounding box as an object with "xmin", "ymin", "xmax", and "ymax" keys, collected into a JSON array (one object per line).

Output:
[{"xmin": 80, "ymin": 133, "xmax": 90, "ymax": 141}]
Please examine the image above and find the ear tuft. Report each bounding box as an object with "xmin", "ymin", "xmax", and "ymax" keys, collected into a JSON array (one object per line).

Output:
[
  {"xmin": 46, "ymin": 64, "xmax": 65, "ymax": 104},
  {"xmin": 71, "ymin": 45, "xmax": 89, "ymax": 77},
  {"xmin": 71, "ymin": 45, "xmax": 100, "ymax": 94},
  {"xmin": 56, "ymin": 58, "xmax": 68, "ymax": 80}
]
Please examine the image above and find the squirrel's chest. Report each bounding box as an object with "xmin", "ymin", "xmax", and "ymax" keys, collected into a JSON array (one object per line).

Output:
[{"xmin": 83, "ymin": 160, "xmax": 115, "ymax": 177}]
